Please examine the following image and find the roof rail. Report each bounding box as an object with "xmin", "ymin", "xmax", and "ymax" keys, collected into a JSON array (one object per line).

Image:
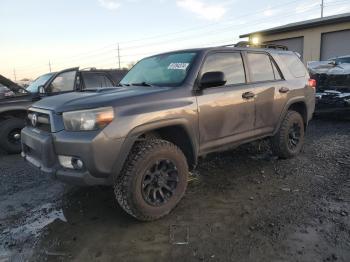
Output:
[
  {"xmin": 221, "ymin": 41, "xmax": 288, "ymax": 50},
  {"xmin": 80, "ymin": 67, "xmax": 97, "ymax": 71}
]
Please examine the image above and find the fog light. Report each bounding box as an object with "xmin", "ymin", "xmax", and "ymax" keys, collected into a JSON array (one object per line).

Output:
[
  {"xmin": 58, "ymin": 156, "xmax": 84, "ymax": 170},
  {"xmin": 72, "ymin": 158, "xmax": 84, "ymax": 170}
]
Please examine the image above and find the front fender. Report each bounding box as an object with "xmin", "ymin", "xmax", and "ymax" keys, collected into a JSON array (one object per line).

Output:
[{"xmin": 110, "ymin": 118, "xmax": 199, "ymax": 181}]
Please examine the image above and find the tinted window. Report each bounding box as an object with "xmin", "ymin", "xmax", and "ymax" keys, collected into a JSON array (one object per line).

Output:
[
  {"xmin": 120, "ymin": 52, "xmax": 197, "ymax": 86},
  {"xmin": 83, "ymin": 73, "xmax": 114, "ymax": 89},
  {"xmin": 272, "ymin": 60, "xmax": 282, "ymax": 80},
  {"xmin": 247, "ymin": 53, "xmax": 275, "ymax": 82},
  {"xmin": 26, "ymin": 73, "xmax": 54, "ymax": 93},
  {"xmin": 201, "ymin": 52, "xmax": 245, "ymax": 85},
  {"xmin": 335, "ymin": 57, "xmax": 350, "ymax": 64},
  {"xmin": 279, "ymin": 52, "xmax": 306, "ymax": 78},
  {"xmin": 51, "ymin": 71, "xmax": 76, "ymax": 93}
]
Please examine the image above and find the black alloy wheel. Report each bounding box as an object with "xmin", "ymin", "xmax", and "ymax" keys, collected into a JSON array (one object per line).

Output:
[
  {"xmin": 141, "ymin": 159, "xmax": 179, "ymax": 206},
  {"xmin": 288, "ymin": 122, "xmax": 301, "ymax": 151}
]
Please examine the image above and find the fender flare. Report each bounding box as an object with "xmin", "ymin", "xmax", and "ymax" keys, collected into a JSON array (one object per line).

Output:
[
  {"xmin": 0, "ymin": 106, "xmax": 28, "ymax": 117},
  {"xmin": 273, "ymin": 96, "xmax": 308, "ymax": 135},
  {"xmin": 111, "ymin": 118, "xmax": 199, "ymax": 180}
]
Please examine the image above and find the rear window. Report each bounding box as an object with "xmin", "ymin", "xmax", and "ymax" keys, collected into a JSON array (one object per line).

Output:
[
  {"xmin": 279, "ymin": 53, "xmax": 306, "ymax": 78},
  {"xmin": 247, "ymin": 53, "xmax": 275, "ymax": 82},
  {"xmin": 83, "ymin": 73, "xmax": 114, "ymax": 89}
]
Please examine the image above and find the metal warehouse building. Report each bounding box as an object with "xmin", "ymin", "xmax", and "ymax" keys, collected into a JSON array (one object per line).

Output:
[{"xmin": 240, "ymin": 12, "xmax": 350, "ymax": 63}]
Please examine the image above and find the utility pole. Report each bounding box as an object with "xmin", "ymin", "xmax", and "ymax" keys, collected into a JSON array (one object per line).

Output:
[
  {"xmin": 48, "ymin": 60, "xmax": 52, "ymax": 72},
  {"xmin": 321, "ymin": 0, "xmax": 324, "ymax": 18},
  {"xmin": 117, "ymin": 43, "xmax": 121, "ymax": 69},
  {"xmin": 13, "ymin": 68, "xmax": 17, "ymax": 81}
]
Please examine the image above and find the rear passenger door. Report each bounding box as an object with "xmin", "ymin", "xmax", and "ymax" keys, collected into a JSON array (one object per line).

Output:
[
  {"xmin": 245, "ymin": 52, "xmax": 285, "ymax": 132},
  {"xmin": 196, "ymin": 52, "xmax": 255, "ymax": 152}
]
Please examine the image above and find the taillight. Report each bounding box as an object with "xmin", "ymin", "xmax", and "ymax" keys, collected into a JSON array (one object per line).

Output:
[{"xmin": 308, "ymin": 79, "xmax": 317, "ymax": 89}]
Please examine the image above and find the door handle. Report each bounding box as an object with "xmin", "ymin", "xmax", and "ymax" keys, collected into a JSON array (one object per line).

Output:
[
  {"xmin": 242, "ymin": 91, "xmax": 255, "ymax": 99},
  {"xmin": 279, "ymin": 87, "xmax": 290, "ymax": 93}
]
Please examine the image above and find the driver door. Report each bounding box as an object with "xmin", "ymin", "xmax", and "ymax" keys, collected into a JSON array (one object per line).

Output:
[
  {"xmin": 44, "ymin": 67, "xmax": 79, "ymax": 95},
  {"xmin": 196, "ymin": 52, "xmax": 255, "ymax": 153}
]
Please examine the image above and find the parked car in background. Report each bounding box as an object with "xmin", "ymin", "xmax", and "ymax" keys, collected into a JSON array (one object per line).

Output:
[
  {"xmin": 308, "ymin": 55, "xmax": 350, "ymax": 115},
  {"xmin": 0, "ymin": 67, "xmax": 128, "ymax": 154},
  {"xmin": 22, "ymin": 45, "xmax": 315, "ymax": 221},
  {"xmin": 0, "ymin": 84, "xmax": 15, "ymax": 99}
]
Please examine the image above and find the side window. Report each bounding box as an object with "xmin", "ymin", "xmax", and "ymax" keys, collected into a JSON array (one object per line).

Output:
[
  {"xmin": 247, "ymin": 53, "xmax": 275, "ymax": 82},
  {"xmin": 279, "ymin": 52, "xmax": 306, "ymax": 78},
  {"xmin": 201, "ymin": 52, "xmax": 246, "ymax": 86},
  {"xmin": 50, "ymin": 71, "xmax": 76, "ymax": 93},
  {"xmin": 83, "ymin": 73, "xmax": 114, "ymax": 89},
  {"xmin": 271, "ymin": 60, "xmax": 282, "ymax": 80}
]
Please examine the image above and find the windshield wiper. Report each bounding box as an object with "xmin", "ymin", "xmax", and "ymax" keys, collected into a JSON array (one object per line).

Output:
[
  {"xmin": 117, "ymin": 83, "xmax": 130, "ymax": 87},
  {"xmin": 130, "ymin": 82, "xmax": 154, "ymax": 87}
]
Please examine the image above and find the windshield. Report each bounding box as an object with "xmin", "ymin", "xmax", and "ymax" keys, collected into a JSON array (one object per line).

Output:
[
  {"xmin": 26, "ymin": 73, "xmax": 54, "ymax": 93},
  {"xmin": 120, "ymin": 52, "xmax": 197, "ymax": 87},
  {"xmin": 335, "ymin": 57, "xmax": 350, "ymax": 64}
]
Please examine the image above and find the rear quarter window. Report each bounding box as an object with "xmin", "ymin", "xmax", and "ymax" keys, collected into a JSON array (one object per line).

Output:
[{"xmin": 279, "ymin": 52, "xmax": 307, "ymax": 78}]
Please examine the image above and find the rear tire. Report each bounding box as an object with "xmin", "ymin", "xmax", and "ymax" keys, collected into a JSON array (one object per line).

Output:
[
  {"xmin": 114, "ymin": 139, "xmax": 188, "ymax": 221},
  {"xmin": 0, "ymin": 118, "xmax": 25, "ymax": 154},
  {"xmin": 271, "ymin": 110, "xmax": 304, "ymax": 159}
]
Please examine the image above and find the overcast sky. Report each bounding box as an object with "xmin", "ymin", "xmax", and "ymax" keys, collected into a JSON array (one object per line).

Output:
[{"xmin": 1, "ymin": 0, "xmax": 349, "ymax": 80}]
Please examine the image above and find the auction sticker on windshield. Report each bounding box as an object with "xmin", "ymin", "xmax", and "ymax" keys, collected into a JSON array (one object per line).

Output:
[{"xmin": 168, "ymin": 63, "xmax": 190, "ymax": 70}]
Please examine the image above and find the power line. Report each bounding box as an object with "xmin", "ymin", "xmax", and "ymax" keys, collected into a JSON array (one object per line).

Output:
[
  {"xmin": 17, "ymin": 6, "xmax": 312, "ymax": 73},
  {"xmin": 13, "ymin": 0, "xmax": 348, "ymax": 78},
  {"xmin": 13, "ymin": 0, "xmax": 305, "ymax": 71}
]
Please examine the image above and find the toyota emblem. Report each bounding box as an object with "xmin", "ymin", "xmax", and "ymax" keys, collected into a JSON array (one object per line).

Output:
[{"xmin": 31, "ymin": 113, "xmax": 38, "ymax": 127}]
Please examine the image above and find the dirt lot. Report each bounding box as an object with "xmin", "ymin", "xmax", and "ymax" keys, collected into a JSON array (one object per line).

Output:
[{"xmin": 0, "ymin": 118, "xmax": 349, "ymax": 262}]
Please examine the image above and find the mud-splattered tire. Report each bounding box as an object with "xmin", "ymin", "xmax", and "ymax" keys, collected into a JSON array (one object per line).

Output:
[
  {"xmin": 114, "ymin": 139, "xmax": 188, "ymax": 221},
  {"xmin": 271, "ymin": 110, "xmax": 304, "ymax": 159},
  {"xmin": 0, "ymin": 118, "xmax": 25, "ymax": 154}
]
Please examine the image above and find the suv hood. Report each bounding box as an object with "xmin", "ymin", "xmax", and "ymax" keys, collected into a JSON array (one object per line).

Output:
[
  {"xmin": 33, "ymin": 86, "xmax": 171, "ymax": 113},
  {"xmin": 308, "ymin": 61, "xmax": 350, "ymax": 75},
  {"xmin": 0, "ymin": 74, "xmax": 23, "ymax": 92}
]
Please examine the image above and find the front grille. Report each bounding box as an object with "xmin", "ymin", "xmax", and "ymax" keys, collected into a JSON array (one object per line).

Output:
[
  {"xmin": 315, "ymin": 73, "xmax": 350, "ymax": 92},
  {"xmin": 27, "ymin": 110, "xmax": 51, "ymax": 132}
]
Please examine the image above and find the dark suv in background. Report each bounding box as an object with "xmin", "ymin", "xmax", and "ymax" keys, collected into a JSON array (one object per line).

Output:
[
  {"xmin": 22, "ymin": 45, "xmax": 315, "ymax": 221},
  {"xmin": 0, "ymin": 67, "xmax": 127, "ymax": 153}
]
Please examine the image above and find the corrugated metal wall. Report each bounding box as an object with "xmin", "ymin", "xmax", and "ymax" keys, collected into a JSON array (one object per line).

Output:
[
  {"xmin": 321, "ymin": 29, "xmax": 350, "ymax": 60},
  {"xmin": 266, "ymin": 37, "xmax": 304, "ymax": 58}
]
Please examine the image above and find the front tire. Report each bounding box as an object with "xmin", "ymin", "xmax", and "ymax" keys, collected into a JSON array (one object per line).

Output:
[
  {"xmin": 114, "ymin": 139, "xmax": 188, "ymax": 221},
  {"xmin": 271, "ymin": 110, "xmax": 305, "ymax": 159},
  {"xmin": 0, "ymin": 118, "xmax": 25, "ymax": 154}
]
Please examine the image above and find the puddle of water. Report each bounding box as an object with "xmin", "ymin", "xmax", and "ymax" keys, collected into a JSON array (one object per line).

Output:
[
  {"xmin": 4, "ymin": 203, "xmax": 67, "ymax": 239},
  {"xmin": 0, "ymin": 203, "xmax": 67, "ymax": 261}
]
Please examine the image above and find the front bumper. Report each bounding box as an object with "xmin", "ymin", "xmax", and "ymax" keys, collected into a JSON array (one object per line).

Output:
[
  {"xmin": 315, "ymin": 92, "xmax": 350, "ymax": 114},
  {"xmin": 21, "ymin": 126, "xmax": 125, "ymax": 186}
]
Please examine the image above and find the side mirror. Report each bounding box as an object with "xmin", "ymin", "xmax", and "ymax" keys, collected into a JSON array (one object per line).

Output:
[
  {"xmin": 328, "ymin": 60, "xmax": 337, "ymax": 66},
  {"xmin": 199, "ymin": 71, "xmax": 226, "ymax": 89},
  {"xmin": 37, "ymin": 85, "xmax": 46, "ymax": 94}
]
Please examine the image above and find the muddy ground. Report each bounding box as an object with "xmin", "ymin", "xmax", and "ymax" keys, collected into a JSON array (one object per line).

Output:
[{"xmin": 0, "ymin": 118, "xmax": 349, "ymax": 262}]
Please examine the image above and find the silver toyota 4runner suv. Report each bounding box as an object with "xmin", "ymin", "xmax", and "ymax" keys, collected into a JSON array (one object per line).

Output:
[{"xmin": 21, "ymin": 45, "xmax": 315, "ymax": 221}]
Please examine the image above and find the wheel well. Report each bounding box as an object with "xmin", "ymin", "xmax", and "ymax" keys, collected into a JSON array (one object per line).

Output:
[
  {"xmin": 0, "ymin": 110, "xmax": 27, "ymax": 122},
  {"xmin": 288, "ymin": 102, "xmax": 307, "ymax": 126},
  {"xmin": 138, "ymin": 125, "xmax": 196, "ymax": 169}
]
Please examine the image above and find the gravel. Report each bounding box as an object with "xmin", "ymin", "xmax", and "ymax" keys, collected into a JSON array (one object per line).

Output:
[{"xmin": 0, "ymin": 118, "xmax": 349, "ymax": 262}]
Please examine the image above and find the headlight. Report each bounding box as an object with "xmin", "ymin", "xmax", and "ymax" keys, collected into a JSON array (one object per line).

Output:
[{"xmin": 63, "ymin": 107, "xmax": 114, "ymax": 131}]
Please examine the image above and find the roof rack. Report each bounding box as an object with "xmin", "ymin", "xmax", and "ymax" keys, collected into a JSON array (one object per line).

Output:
[
  {"xmin": 221, "ymin": 41, "xmax": 288, "ymax": 51},
  {"xmin": 80, "ymin": 67, "xmax": 97, "ymax": 71}
]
